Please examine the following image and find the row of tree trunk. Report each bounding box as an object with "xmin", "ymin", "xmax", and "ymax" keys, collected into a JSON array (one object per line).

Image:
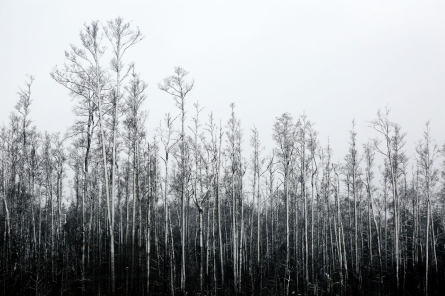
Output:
[{"xmin": 1, "ymin": 18, "xmax": 445, "ymax": 296}]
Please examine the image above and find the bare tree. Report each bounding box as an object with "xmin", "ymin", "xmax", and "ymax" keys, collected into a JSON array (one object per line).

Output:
[
  {"xmin": 123, "ymin": 67, "xmax": 148, "ymax": 292},
  {"xmin": 157, "ymin": 113, "xmax": 179, "ymax": 295},
  {"xmin": 158, "ymin": 66, "xmax": 194, "ymax": 295},
  {"xmin": 345, "ymin": 120, "xmax": 361, "ymax": 282},
  {"xmin": 369, "ymin": 107, "xmax": 405, "ymax": 292},
  {"xmin": 415, "ymin": 121, "xmax": 439, "ymax": 296},
  {"xmin": 363, "ymin": 142, "xmax": 383, "ymax": 294},
  {"xmin": 225, "ymin": 103, "xmax": 244, "ymax": 294},
  {"xmin": 273, "ymin": 112, "xmax": 298, "ymax": 295}
]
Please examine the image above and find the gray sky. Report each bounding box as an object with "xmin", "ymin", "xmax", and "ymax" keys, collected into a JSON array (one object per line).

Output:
[{"xmin": 1, "ymin": 1, "xmax": 444, "ymax": 163}]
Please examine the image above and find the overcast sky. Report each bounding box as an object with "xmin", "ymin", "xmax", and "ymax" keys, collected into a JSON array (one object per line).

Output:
[{"xmin": 1, "ymin": 1, "xmax": 444, "ymax": 163}]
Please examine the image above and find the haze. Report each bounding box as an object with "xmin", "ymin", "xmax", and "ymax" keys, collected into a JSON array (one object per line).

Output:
[{"xmin": 1, "ymin": 1, "xmax": 444, "ymax": 159}]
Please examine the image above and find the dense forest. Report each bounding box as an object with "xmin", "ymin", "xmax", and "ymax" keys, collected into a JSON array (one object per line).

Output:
[{"xmin": 1, "ymin": 18, "xmax": 445, "ymax": 296}]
